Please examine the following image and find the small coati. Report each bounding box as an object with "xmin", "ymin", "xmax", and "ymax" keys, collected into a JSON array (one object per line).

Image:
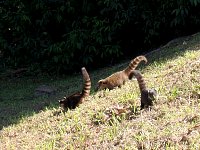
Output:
[
  {"xmin": 59, "ymin": 67, "xmax": 91, "ymax": 110},
  {"xmin": 96, "ymin": 55, "xmax": 147, "ymax": 90},
  {"xmin": 132, "ymin": 70, "xmax": 157, "ymax": 109}
]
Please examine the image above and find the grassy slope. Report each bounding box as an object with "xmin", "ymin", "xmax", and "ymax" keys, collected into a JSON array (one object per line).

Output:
[{"xmin": 0, "ymin": 32, "xmax": 200, "ymax": 149}]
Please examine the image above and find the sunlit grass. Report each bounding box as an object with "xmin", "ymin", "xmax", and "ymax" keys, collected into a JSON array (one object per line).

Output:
[{"xmin": 0, "ymin": 32, "xmax": 200, "ymax": 149}]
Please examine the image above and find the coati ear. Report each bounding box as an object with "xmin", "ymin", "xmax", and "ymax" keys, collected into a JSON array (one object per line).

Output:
[
  {"xmin": 58, "ymin": 96, "xmax": 67, "ymax": 103},
  {"xmin": 98, "ymin": 80, "xmax": 103, "ymax": 84},
  {"xmin": 98, "ymin": 80, "xmax": 107, "ymax": 85},
  {"xmin": 129, "ymin": 71, "xmax": 135, "ymax": 80},
  {"xmin": 148, "ymin": 89, "xmax": 157, "ymax": 100},
  {"xmin": 149, "ymin": 89, "xmax": 157, "ymax": 96}
]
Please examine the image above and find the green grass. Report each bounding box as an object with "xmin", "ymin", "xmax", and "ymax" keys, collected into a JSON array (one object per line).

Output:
[{"xmin": 0, "ymin": 32, "xmax": 200, "ymax": 149}]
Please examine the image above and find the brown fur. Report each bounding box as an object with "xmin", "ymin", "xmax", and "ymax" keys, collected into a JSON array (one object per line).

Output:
[
  {"xmin": 97, "ymin": 55, "xmax": 147, "ymax": 90},
  {"xmin": 132, "ymin": 70, "xmax": 157, "ymax": 109},
  {"xmin": 59, "ymin": 67, "xmax": 91, "ymax": 110}
]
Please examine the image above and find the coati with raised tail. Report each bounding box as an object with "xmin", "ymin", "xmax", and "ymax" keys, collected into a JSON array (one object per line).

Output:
[
  {"xmin": 132, "ymin": 70, "xmax": 157, "ymax": 109},
  {"xmin": 59, "ymin": 67, "xmax": 91, "ymax": 110},
  {"xmin": 96, "ymin": 55, "xmax": 147, "ymax": 91}
]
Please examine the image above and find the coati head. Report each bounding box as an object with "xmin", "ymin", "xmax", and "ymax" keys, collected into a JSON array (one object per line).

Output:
[
  {"xmin": 96, "ymin": 80, "xmax": 108, "ymax": 91},
  {"xmin": 59, "ymin": 92, "xmax": 82, "ymax": 110},
  {"xmin": 147, "ymin": 89, "xmax": 157, "ymax": 101},
  {"xmin": 58, "ymin": 97, "xmax": 66, "ymax": 109},
  {"xmin": 141, "ymin": 88, "xmax": 157, "ymax": 109}
]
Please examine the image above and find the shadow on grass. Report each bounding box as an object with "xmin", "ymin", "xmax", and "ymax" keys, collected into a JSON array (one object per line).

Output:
[
  {"xmin": 0, "ymin": 32, "xmax": 199, "ymax": 130},
  {"xmin": 0, "ymin": 75, "xmax": 85, "ymax": 130},
  {"xmin": 0, "ymin": 88, "xmax": 58, "ymax": 130}
]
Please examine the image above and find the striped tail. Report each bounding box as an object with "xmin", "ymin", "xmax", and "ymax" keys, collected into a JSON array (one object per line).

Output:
[
  {"xmin": 81, "ymin": 67, "xmax": 91, "ymax": 98},
  {"xmin": 125, "ymin": 55, "xmax": 147, "ymax": 74},
  {"xmin": 132, "ymin": 70, "xmax": 147, "ymax": 92}
]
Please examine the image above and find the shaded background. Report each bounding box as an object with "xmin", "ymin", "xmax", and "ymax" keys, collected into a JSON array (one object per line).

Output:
[{"xmin": 1, "ymin": 0, "xmax": 200, "ymax": 74}]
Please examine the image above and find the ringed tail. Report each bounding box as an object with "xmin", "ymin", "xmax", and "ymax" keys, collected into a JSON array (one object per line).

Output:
[
  {"xmin": 125, "ymin": 55, "xmax": 147, "ymax": 74},
  {"xmin": 132, "ymin": 70, "xmax": 147, "ymax": 92},
  {"xmin": 81, "ymin": 67, "xmax": 91, "ymax": 97}
]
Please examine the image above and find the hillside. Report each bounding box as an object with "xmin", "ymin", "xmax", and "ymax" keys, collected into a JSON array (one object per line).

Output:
[{"xmin": 0, "ymin": 32, "xmax": 200, "ymax": 149}]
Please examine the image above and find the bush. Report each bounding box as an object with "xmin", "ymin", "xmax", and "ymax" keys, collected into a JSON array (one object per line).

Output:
[{"xmin": 1, "ymin": 0, "xmax": 200, "ymax": 74}]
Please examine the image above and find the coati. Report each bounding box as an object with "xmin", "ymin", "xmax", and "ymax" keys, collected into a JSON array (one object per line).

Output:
[
  {"xmin": 132, "ymin": 70, "xmax": 157, "ymax": 109},
  {"xmin": 59, "ymin": 67, "xmax": 91, "ymax": 110},
  {"xmin": 96, "ymin": 55, "xmax": 147, "ymax": 90}
]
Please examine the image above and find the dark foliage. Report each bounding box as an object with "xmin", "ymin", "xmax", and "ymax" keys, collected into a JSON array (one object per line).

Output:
[{"xmin": 1, "ymin": 0, "xmax": 200, "ymax": 74}]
